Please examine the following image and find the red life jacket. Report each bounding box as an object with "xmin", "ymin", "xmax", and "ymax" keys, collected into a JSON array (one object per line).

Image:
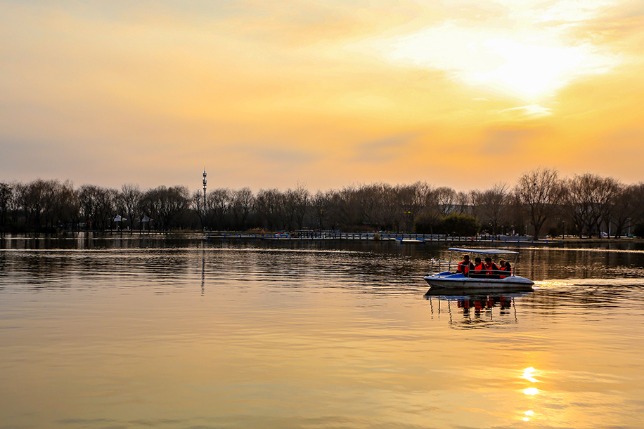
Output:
[
  {"xmin": 457, "ymin": 261, "xmax": 471, "ymax": 275},
  {"xmin": 499, "ymin": 264, "xmax": 510, "ymax": 278},
  {"xmin": 484, "ymin": 262, "xmax": 498, "ymax": 275}
]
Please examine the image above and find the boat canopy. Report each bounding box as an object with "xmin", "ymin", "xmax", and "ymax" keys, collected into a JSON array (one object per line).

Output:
[{"xmin": 448, "ymin": 247, "xmax": 519, "ymax": 255}]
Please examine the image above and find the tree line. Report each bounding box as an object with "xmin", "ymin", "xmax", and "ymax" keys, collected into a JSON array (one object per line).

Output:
[{"xmin": 1, "ymin": 169, "xmax": 644, "ymax": 239}]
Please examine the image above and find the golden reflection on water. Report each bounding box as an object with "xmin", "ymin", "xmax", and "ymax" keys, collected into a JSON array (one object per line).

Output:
[
  {"xmin": 523, "ymin": 387, "xmax": 540, "ymax": 395},
  {"xmin": 523, "ymin": 409, "xmax": 535, "ymax": 422},
  {"xmin": 520, "ymin": 367, "xmax": 540, "ymax": 422},
  {"xmin": 522, "ymin": 366, "xmax": 539, "ymax": 383},
  {"xmin": 2, "ymin": 244, "xmax": 644, "ymax": 428}
]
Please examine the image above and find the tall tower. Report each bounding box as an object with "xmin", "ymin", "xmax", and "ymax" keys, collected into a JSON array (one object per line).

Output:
[{"xmin": 202, "ymin": 168, "xmax": 207, "ymax": 210}]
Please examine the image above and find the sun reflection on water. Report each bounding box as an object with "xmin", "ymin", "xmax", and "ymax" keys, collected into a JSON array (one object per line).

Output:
[
  {"xmin": 522, "ymin": 367, "xmax": 539, "ymax": 383},
  {"xmin": 523, "ymin": 387, "xmax": 540, "ymax": 396},
  {"xmin": 521, "ymin": 367, "xmax": 541, "ymax": 422}
]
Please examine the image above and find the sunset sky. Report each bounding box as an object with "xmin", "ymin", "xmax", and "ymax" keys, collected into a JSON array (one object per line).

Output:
[{"xmin": 2, "ymin": 0, "xmax": 643, "ymax": 192}]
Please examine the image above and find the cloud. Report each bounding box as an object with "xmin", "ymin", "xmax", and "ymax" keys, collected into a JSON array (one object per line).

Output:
[
  {"xmin": 232, "ymin": 144, "xmax": 317, "ymax": 165},
  {"xmin": 600, "ymin": 126, "xmax": 644, "ymax": 147},
  {"xmin": 479, "ymin": 128, "xmax": 544, "ymax": 153},
  {"xmin": 352, "ymin": 133, "xmax": 417, "ymax": 163},
  {"xmin": 499, "ymin": 104, "xmax": 552, "ymax": 118},
  {"xmin": 368, "ymin": 0, "xmax": 622, "ymax": 106}
]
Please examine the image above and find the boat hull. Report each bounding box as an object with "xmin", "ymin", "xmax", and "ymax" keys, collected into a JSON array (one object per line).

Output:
[{"xmin": 424, "ymin": 272, "xmax": 534, "ymax": 293}]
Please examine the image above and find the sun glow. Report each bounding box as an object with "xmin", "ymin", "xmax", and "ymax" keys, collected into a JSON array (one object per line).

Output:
[
  {"xmin": 383, "ymin": 22, "xmax": 619, "ymax": 107},
  {"xmin": 470, "ymin": 37, "xmax": 603, "ymax": 100}
]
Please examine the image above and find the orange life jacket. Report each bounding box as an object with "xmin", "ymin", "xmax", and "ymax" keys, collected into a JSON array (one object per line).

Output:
[
  {"xmin": 484, "ymin": 262, "xmax": 498, "ymax": 275},
  {"xmin": 499, "ymin": 264, "xmax": 510, "ymax": 278},
  {"xmin": 457, "ymin": 261, "xmax": 471, "ymax": 275}
]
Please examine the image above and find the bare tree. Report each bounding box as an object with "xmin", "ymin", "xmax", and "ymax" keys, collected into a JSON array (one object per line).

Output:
[
  {"xmin": 310, "ymin": 191, "xmax": 327, "ymax": 230},
  {"xmin": 632, "ymin": 184, "xmax": 644, "ymax": 234},
  {"xmin": 515, "ymin": 169, "xmax": 563, "ymax": 240},
  {"xmin": 119, "ymin": 184, "xmax": 141, "ymax": 232},
  {"xmin": 433, "ymin": 187, "xmax": 458, "ymax": 216},
  {"xmin": 284, "ymin": 187, "xmax": 309, "ymax": 231},
  {"xmin": 139, "ymin": 186, "xmax": 189, "ymax": 230},
  {"xmin": 14, "ymin": 179, "xmax": 79, "ymax": 231},
  {"xmin": 563, "ymin": 174, "xmax": 621, "ymax": 237},
  {"xmin": 414, "ymin": 185, "xmax": 439, "ymax": 234},
  {"xmin": 206, "ymin": 188, "xmax": 232, "ymax": 230},
  {"xmin": 354, "ymin": 184, "xmax": 384, "ymax": 230},
  {"xmin": 191, "ymin": 190, "xmax": 205, "ymax": 228},
  {"xmin": 379, "ymin": 184, "xmax": 395, "ymax": 230},
  {"xmin": 3, "ymin": 173, "xmax": 644, "ymax": 236},
  {"xmin": 595, "ymin": 176, "xmax": 621, "ymax": 237},
  {"xmin": 78, "ymin": 185, "xmax": 116, "ymax": 231},
  {"xmin": 321, "ymin": 189, "xmax": 344, "ymax": 231},
  {"xmin": 255, "ymin": 189, "xmax": 284, "ymax": 230},
  {"xmin": 328, "ymin": 187, "xmax": 361, "ymax": 231},
  {"xmin": 230, "ymin": 188, "xmax": 254, "ymax": 230},
  {"xmin": 415, "ymin": 186, "xmax": 459, "ymax": 234},
  {"xmin": 471, "ymin": 184, "xmax": 508, "ymax": 235},
  {"xmin": 0, "ymin": 183, "xmax": 12, "ymax": 233},
  {"xmin": 15, "ymin": 181, "xmax": 43, "ymax": 230},
  {"xmin": 395, "ymin": 182, "xmax": 429, "ymax": 232},
  {"xmin": 455, "ymin": 191, "xmax": 471, "ymax": 215},
  {"xmin": 610, "ymin": 183, "xmax": 640, "ymax": 237},
  {"xmin": 53, "ymin": 180, "xmax": 78, "ymax": 231}
]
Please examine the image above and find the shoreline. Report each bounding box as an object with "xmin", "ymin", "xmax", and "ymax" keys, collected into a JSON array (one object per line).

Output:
[{"xmin": 1, "ymin": 230, "xmax": 641, "ymax": 246}]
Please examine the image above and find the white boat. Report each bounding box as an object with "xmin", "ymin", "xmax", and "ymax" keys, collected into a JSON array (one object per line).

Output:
[{"xmin": 424, "ymin": 247, "xmax": 534, "ymax": 293}]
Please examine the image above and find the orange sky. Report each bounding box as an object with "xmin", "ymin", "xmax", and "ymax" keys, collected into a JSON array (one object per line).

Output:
[{"xmin": 1, "ymin": 1, "xmax": 643, "ymax": 192}]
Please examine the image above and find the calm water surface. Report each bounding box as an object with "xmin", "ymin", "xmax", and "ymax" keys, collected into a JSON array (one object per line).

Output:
[{"xmin": 1, "ymin": 237, "xmax": 644, "ymax": 429}]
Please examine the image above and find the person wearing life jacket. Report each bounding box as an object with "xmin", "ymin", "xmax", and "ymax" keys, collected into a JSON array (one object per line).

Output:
[
  {"xmin": 471, "ymin": 257, "xmax": 484, "ymax": 277},
  {"xmin": 498, "ymin": 259, "xmax": 511, "ymax": 278},
  {"xmin": 483, "ymin": 257, "xmax": 499, "ymax": 277},
  {"xmin": 457, "ymin": 255, "xmax": 474, "ymax": 276}
]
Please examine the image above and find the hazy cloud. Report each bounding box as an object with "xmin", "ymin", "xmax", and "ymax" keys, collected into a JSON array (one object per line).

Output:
[
  {"xmin": 480, "ymin": 128, "xmax": 544, "ymax": 153},
  {"xmin": 233, "ymin": 144, "xmax": 317, "ymax": 165},
  {"xmin": 352, "ymin": 134, "xmax": 417, "ymax": 163}
]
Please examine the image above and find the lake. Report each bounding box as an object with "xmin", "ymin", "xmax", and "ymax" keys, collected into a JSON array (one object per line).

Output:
[{"xmin": 1, "ymin": 236, "xmax": 643, "ymax": 429}]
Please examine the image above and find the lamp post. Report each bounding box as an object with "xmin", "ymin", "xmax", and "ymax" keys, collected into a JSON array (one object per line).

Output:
[
  {"xmin": 202, "ymin": 169, "xmax": 207, "ymax": 229},
  {"xmin": 201, "ymin": 169, "xmax": 207, "ymax": 291}
]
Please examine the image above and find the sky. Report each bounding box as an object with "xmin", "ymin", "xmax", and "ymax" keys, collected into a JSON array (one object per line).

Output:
[{"xmin": 1, "ymin": 0, "xmax": 644, "ymax": 193}]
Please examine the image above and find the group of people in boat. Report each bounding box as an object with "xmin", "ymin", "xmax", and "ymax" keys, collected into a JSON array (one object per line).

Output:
[{"xmin": 456, "ymin": 254, "xmax": 512, "ymax": 279}]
